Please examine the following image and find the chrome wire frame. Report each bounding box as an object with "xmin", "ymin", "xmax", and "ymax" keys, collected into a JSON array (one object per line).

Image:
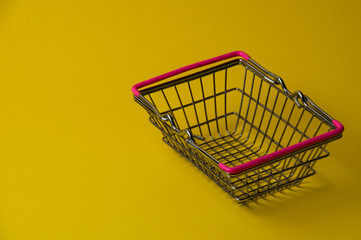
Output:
[{"xmin": 134, "ymin": 58, "xmax": 339, "ymax": 204}]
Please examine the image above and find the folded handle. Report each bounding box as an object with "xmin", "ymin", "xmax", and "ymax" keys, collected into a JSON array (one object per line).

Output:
[{"xmin": 131, "ymin": 51, "xmax": 250, "ymax": 97}]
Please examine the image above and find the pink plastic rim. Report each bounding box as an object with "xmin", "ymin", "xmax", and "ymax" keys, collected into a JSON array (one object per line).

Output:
[
  {"xmin": 132, "ymin": 51, "xmax": 344, "ymax": 175},
  {"xmin": 131, "ymin": 51, "xmax": 250, "ymax": 96},
  {"xmin": 219, "ymin": 120, "xmax": 344, "ymax": 174}
]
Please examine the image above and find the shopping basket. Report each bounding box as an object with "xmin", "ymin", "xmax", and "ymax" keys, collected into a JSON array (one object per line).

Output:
[{"xmin": 131, "ymin": 51, "xmax": 344, "ymax": 204}]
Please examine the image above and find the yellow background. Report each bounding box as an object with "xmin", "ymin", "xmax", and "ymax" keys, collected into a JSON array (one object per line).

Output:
[{"xmin": 0, "ymin": 0, "xmax": 360, "ymax": 239}]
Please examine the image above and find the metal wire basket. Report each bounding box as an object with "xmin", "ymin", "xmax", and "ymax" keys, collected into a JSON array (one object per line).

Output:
[{"xmin": 132, "ymin": 51, "xmax": 344, "ymax": 204}]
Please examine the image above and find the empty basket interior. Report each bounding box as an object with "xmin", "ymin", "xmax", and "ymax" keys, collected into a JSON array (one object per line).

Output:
[{"xmin": 140, "ymin": 59, "xmax": 334, "ymax": 169}]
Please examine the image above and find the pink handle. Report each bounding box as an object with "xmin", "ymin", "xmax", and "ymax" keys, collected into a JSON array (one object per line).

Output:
[
  {"xmin": 131, "ymin": 51, "xmax": 250, "ymax": 96},
  {"xmin": 219, "ymin": 120, "xmax": 344, "ymax": 174}
]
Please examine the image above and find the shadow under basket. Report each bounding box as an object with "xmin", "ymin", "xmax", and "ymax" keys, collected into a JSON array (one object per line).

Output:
[{"xmin": 132, "ymin": 51, "xmax": 344, "ymax": 204}]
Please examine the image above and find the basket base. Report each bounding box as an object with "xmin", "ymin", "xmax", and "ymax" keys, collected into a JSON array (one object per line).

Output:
[{"xmin": 162, "ymin": 135, "xmax": 316, "ymax": 205}]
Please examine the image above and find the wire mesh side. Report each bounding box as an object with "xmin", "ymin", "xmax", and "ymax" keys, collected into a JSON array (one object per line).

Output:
[{"xmin": 147, "ymin": 109, "xmax": 330, "ymax": 204}]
